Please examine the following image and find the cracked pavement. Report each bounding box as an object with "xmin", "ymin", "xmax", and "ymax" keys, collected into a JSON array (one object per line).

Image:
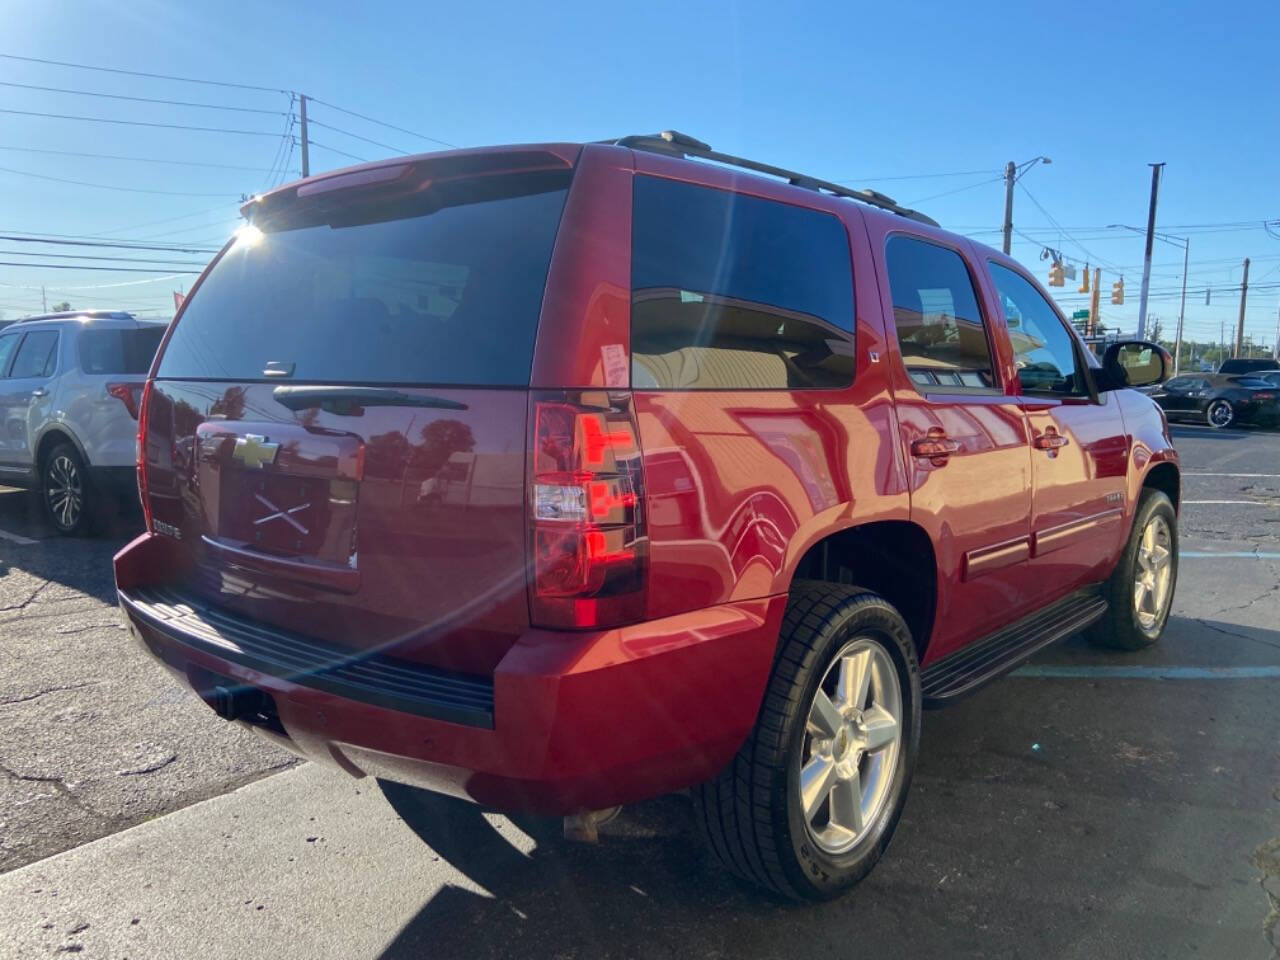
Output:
[{"xmin": 0, "ymin": 422, "xmax": 1276, "ymax": 959}]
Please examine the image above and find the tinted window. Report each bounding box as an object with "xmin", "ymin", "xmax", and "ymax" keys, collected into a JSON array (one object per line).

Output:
[
  {"xmin": 79, "ymin": 327, "xmax": 167, "ymax": 375},
  {"xmin": 0, "ymin": 333, "xmax": 18, "ymax": 377},
  {"xmin": 1164, "ymin": 376, "xmax": 1194, "ymax": 391},
  {"xmin": 1231, "ymin": 377, "xmax": 1271, "ymax": 388},
  {"xmin": 988, "ymin": 263, "xmax": 1084, "ymax": 395},
  {"xmin": 157, "ymin": 174, "xmax": 569, "ymax": 385},
  {"xmin": 884, "ymin": 236, "xmax": 994, "ymax": 391},
  {"xmin": 630, "ymin": 176, "xmax": 854, "ymax": 390},
  {"xmin": 9, "ymin": 330, "xmax": 59, "ymax": 379}
]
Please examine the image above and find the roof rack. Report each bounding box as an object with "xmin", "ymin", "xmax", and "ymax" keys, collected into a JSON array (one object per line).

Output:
[{"xmin": 612, "ymin": 130, "xmax": 940, "ymax": 228}]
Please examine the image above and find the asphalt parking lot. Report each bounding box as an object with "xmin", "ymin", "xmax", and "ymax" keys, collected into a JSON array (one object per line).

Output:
[{"xmin": 0, "ymin": 423, "xmax": 1277, "ymax": 959}]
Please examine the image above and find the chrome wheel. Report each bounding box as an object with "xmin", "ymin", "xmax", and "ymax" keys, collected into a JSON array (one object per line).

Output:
[
  {"xmin": 1133, "ymin": 513, "xmax": 1173, "ymax": 632},
  {"xmin": 1207, "ymin": 400, "xmax": 1233, "ymax": 428},
  {"xmin": 46, "ymin": 454, "xmax": 84, "ymax": 532},
  {"xmin": 799, "ymin": 637, "xmax": 902, "ymax": 856}
]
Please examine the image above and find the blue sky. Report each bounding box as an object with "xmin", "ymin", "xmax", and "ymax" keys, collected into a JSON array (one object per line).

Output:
[{"xmin": 2, "ymin": 0, "xmax": 1278, "ymax": 348}]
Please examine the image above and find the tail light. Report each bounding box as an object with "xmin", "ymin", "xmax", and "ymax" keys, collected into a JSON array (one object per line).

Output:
[
  {"xmin": 529, "ymin": 391, "xmax": 647, "ymax": 628},
  {"xmin": 106, "ymin": 382, "xmax": 143, "ymax": 419},
  {"xmin": 1254, "ymin": 391, "xmax": 1276, "ymax": 402},
  {"xmin": 136, "ymin": 379, "xmax": 153, "ymax": 532}
]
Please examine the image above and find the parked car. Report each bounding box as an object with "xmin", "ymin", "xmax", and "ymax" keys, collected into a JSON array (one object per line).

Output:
[
  {"xmin": 1149, "ymin": 373, "xmax": 1280, "ymax": 428},
  {"xmin": 0, "ymin": 311, "xmax": 167, "ymax": 534},
  {"xmin": 1217, "ymin": 357, "xmax": 1280, "ymax": 375},
  {"xmin": 114, "ymin": 132, "xmax": 1178, "ymax": 902}
]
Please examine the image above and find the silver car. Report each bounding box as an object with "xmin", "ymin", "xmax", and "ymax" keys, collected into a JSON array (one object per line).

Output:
[{"xmin": 0, "ymin": 311, "xmax": 167, "ymax": 535}]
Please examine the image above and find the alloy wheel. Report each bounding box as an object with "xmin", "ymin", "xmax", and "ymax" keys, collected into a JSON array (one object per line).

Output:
[
  {"xmin": 46, "ymin": 454, "xmax": 83, "ymax": 532},
  {"xmin": 798, "ymin": 637, "xmax": 902, "ymax": 856},
  {"xmin": 1207, "ymin": 400, "xmax": 1233, "ymax": 428},
  {"xmin": 1133, "ymin": 513, "xmax": 1174, "ymax": 632}
]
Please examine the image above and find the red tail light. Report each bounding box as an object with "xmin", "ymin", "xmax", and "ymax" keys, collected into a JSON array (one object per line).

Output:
[
  {"xmin": 529, "ymin": 392, "xmax": 647, "ymax": 628},
  {"xmin": 106, "ymin": 381, "xmax": 143, "ymax": 419},
  {"xmin": 1254, "ymin": 391, "xmax": 1276, "ymax": 402},
  {"xmin": 136, "ymin": 379, "xmax": 153, "ymax": 533}
]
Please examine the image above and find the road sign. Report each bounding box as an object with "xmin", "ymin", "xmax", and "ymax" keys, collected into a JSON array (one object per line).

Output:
[{"xmin": 1072, "ymin": 309, "xmax": 1090, "ymax": 320}]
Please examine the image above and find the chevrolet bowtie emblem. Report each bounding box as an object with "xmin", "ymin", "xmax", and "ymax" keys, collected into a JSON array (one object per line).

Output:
[{"xmin": 232, "ymin": 434, "xmax": 279, "ymax": 469}]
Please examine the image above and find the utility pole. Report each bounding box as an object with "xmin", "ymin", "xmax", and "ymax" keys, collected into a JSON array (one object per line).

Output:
[
  {"xmin": 1234, "ymin": 257, "xmax": 1249, "ymax": 358},
  {"xmin": 1002, "ymin": 161, "xmax": 1016, "ymax": 255},
  {"xmin": 299, "ymin": 94, "xmax": 310, "ymax": 178},
  {"xmin": 41, "ymin": 285, "xmax": 46, "ymax": 313},
  {"xmin": 1137, "ymin": 162, "xmax": 1165, "ymax": 340},
  {"xmin": 1173, "ymin": 238, "xmax": 1189, "ymax": 375},
  {"xmin": 1273, "ymin": 306, "xmax": 1279, "ymax": 361},
  {"xmin": 1088, "ymin": 267, "xmax": 1101, "ymax": 337}
]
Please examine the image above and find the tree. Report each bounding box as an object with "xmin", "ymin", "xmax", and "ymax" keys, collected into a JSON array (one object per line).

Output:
[{"xmin": 51, "ymin": 301, "xmax": 71, "ymax": 312}]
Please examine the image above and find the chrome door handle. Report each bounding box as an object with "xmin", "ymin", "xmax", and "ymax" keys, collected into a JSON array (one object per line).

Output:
[
  {"xmin": 911, "ymin": 431, "xmax": 961, "ymax": 461},
  {"xmin": 1033, "ymin": 430, "xmax": 1069, "ymax": 450},
  {"xmin": 30, "ymin": 388, "xmax": 48, "ymax": 398}
]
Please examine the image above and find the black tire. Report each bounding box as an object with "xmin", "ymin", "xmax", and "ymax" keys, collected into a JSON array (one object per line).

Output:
[
  {"xmin": 693, "ymin": 581, "xmax": 920, "ymax": 901},
  {"xmin": 41, "ymin": 442, "xmax": 94, "ymax": 537},
  {"xmin": 1206, "ymin": 399, "xmax": 1234, "ymax": 429},
  {"xmin": 1085, "ymin": 489, "xmax": 1178, "ymax": 651}
]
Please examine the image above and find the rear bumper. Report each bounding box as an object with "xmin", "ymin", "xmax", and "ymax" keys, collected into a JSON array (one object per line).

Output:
[{"xmin": 114, "ymin": 533, "xmax": 784, "ymax": 815}]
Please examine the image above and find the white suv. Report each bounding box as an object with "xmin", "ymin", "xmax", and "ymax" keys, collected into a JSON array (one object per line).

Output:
[{"xmin": 0, "ymin": 311, "xmax": 167, "ymax": 535}]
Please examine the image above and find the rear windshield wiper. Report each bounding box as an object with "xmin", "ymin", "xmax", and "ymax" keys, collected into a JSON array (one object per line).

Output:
[{"xmin": 272, "ymin": 385, "xmax": 468, "ymax": 415}]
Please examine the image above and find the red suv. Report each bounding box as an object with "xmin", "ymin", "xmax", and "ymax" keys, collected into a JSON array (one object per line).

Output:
[{"xmin": 115, "ymin": 131, "xmax": 1179, "ymax": 900}]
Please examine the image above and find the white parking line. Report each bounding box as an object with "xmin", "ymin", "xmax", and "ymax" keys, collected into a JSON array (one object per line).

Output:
[
  {"xmin": 1182, "ymin": 504, "xmax": 1274, "ymax": 512},
  {"xmin": 0, "ymin": 527, "xmax": 37, "ymax": 545},
  {"xmin": 1184, "ymin": 472, "xmax": 1280, "ymax": 478}
]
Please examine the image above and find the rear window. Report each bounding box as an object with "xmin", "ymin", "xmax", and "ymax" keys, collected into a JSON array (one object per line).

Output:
[
  {"xmin": 79, "ymin": 327, "xmax": 166, "ymax": 375},
  {"xmin": 630, "ymin": 176, "xmax": 855, "ymax": 390},
  {"xmin": 156, "ymin": 174, "xmax": 569, "ymax": 385}
]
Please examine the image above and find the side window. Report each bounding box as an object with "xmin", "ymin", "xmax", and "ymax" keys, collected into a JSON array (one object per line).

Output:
[
  {"xmin": 630, "ymin": 176, "xmax": 855, "ymax": 390},
  {"xmin": 884, "ymin": 235, "xmax": 996, "ymax": 392},
  {"xmin": 988, "ymin": 263, "xmax": 1084, "ymax": 396},
  {"xmin": 0, "ymin": 334, "xmax": 18, "ymax": 377},
  {"xmin": 9, "ymin": 330, "xmax": 59, "ymax": 379},
  {"xmin": 1164, "ymin": 376, "xmax": 1192, "ymax": 391}
]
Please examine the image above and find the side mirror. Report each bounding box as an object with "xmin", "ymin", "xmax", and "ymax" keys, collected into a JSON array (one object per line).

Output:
[{"xmin": 1100, "ymin": 340, "xmax": 1171, "ymax": 391}]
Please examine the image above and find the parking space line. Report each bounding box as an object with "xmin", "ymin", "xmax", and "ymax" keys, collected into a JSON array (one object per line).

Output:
[
  {"xmin": 1181, "ymin": 550, "xmax": 1280, "ymax": 558},
  {"xmin": 1185, "ymin": 472, "xmax": 1280, "ymax": 478},
  {"xmin": 0, "ymin": 527, "xmax": 37, "ymax": 545},
  {"xmin": 1014, "ymin": 665, "xmax": 1280, "ymax": 679},
  {"xmin": 1182, "ymin": 499, "xmax": 1275, "ymax": 505}
]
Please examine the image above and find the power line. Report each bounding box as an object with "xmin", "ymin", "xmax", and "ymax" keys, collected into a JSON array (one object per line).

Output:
[
  {"xmin": 0, "ymin": 52, "xmax": 289, "ymax": 95},
  {"xmin": 0, "ymin": 107, "xmax": 287, "ymax": 137},
  {"xmin": 305, "ymin": 117, "xmax": 408, "ymax": 155},
  {"xmin": 0, "ymin": 79, "xmax": 288, "ymax": 115},
  {"xmin": 0, "ymin": 261, "xmax": 202, "ymax": 274},
  {"xmin": 0, "ymin": 233, "xmax": 220, "ymax": 254},
  {"xmin": 0, "ymin": 250, "xmax": 205, "ymax": 268},
  {"xmin": 91, "ymin": 204, "xmax": 241, "ymax": 238},
  {"xmin": 305, "ymin": 96, "xmax": 457, "ymax": 148},
  {"xmin": 836, "ymin": 168, "xmax": 996, "ymax": 184},
  {"xmin": 1014, "ymin": 185, "xmax": 1122, "ymax": 272},
  {"xmin": 904, "ymin": 176, "xmax": 1004, "ymax": 206},
  {"xmin": 308, "ymin": 140, "xmax": 369, "ymax": 164},
  {"xmin": 0, "ymin": 144, "xmax": 281, "ymax": 173},
  {"xmin": 0, "ymin": 163, "xmax": 241, "ymax": 198}
]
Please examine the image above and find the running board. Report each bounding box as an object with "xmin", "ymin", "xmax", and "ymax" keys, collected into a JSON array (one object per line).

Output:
[{"xmin": 921, "ymin": 587, "xmax": 1108, "ymax": 707}]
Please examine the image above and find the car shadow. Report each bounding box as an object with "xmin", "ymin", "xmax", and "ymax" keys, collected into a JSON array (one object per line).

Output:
[
  {"xmin": 373, "ymin": 616, "xmax": 1280, "ymax": 959},
  {"xmin": 0, "ymin": 486, "xmax": 140, "ymax": 606}
]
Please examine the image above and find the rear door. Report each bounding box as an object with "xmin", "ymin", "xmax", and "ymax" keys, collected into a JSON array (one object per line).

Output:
[
  {"xmin": 874, "ymin": 231, "xmax": 1035, "ymax": 661},
  {"xmin": 143, "ymin": 153, "xmax": 576, "ymax": 677},
  {"xmin": 982, "ymin": 261, "xmax": 1130, "ymax": 597},
  {"xmin": 0, "ymin": 328, "xmax": 59, "ymax": 471}
]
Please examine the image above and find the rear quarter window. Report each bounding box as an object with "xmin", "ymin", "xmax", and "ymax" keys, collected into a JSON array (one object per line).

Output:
[
  {"xmin": 630, "ymin": 176, "xmax": 855, "ymax": 390},
  {"xmin": 156, "ymin": 173, "xmax": 569, "ymax": 386},
  {"xmin": 79, "ymin": 327, "xmax": 167, "ymax": 375}
]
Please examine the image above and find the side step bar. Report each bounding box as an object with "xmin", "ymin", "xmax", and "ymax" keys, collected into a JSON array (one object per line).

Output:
[{"xmin": 921, "ymin": 587, "xmax": 1108, "ymax": 707}]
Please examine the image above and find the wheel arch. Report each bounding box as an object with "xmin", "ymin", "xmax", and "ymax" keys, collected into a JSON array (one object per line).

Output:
[
  {"xmin": 789, "ymin": 520, "xmax": 938, "ymax": 663},
  {"xmin": 35, "ymin": 425, "xmax": 89, "ymax": 473},
  {"xmin": 1142, "ymin": 460, "xmax": 1180, "ymax": 514}
]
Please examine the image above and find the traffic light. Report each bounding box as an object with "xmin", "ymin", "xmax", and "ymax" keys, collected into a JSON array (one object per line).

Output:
[
  {"xmin": 1078, "ymin": 265, "xmax": 1090, "ymax": 294},
  {"xmin": 1111, "ymin": 278, "xmax": 1125, "ymax": 305},
  {"xmin": 1048, "ymin": 261, "xmax": 1065, "ymax": 287}
]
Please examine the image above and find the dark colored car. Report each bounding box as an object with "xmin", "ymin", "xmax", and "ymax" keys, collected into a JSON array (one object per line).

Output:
[
  {"xmin": 114, "ymin": 131, "xmax": 1179, "ymax": 901},
  {"xmin": 1217, "ymin": 357, "xmax": 1280, "ymax": 375},
  {"xmin": 1150, "ymin": 373, "xmax": 1280, "ymax": 428}
]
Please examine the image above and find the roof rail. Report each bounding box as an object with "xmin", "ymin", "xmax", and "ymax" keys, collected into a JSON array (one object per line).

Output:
[{"xmin": 612, "ymin": 130, "xmax": 940, "ymax": 227}]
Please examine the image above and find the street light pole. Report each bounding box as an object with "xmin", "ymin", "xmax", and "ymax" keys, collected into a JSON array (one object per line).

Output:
[
  {"xmin": 1137, "ymin": 162, "xmax": 1165, "ymax": 341},
  {"xmin": 1001, "ymin": 156, "xmax": 1051, "ymax": 255},
  {"xmin": 1174, "ymin": 238, "xmax": 1189, "ymax": 375}
]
